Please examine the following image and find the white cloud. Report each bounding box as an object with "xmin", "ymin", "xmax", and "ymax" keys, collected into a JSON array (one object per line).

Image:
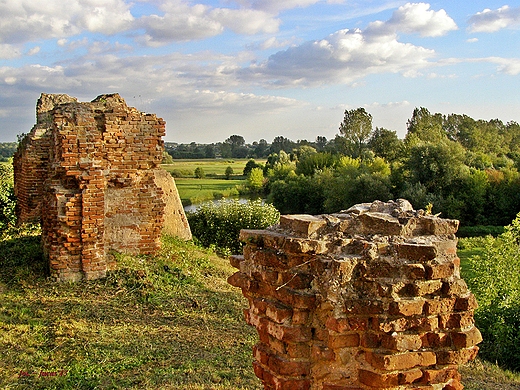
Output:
[
  {"xmin": 27, "ymin": 46, "xmax": 40, "ymax": 56},
  {"xmin": 469, "ymin": 5, "xmax": 520, "ymax": 33},
  {"xmin": 0, "ymin": 0, "xmax": 133, "ymax": 44},
  {"xmin": 137, "ymin": 3, "xmax": 224, "ymax": 45},
  {"xmin": 0, "ymin": 43, "xmax": 21, "ymax": 59},
  {"xmin": 367, "ymin": 2, "xmax": 457, "ymax": 37},
  {"xmin": 487, "ymin": 57, "xmax": 520, "ymax": 75},
  {"xmin": 239, "ymin": 3, "xmax": 459, "ymax": 87},
  {"xmin": 210, "ymin": 8, "xmax": 280, "ymax": 35},
  {"xmin": 137, "ymin": 3, "xmax": 281, "ymax": 46},
  {"xmin": 467, "ymin": 38, "xmax": 478, "ymax": 43}
]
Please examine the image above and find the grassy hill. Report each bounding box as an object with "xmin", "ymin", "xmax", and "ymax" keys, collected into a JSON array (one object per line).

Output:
[{"xmin": 1, "ymin": 233, "xmax": 519, "ymax": 389}]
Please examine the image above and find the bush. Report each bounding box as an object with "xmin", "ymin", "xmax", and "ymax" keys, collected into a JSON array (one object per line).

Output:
[
  {"xmin": 187, "ymin": 199, "xmax": 280, "ymax": 254},
  {"xmin": 466, "ymin": 214, "xmax": 520, "ymax": 371},
  {"xmin": 0, "ymin": 162, "xmax": 16, "ymax": 234}
]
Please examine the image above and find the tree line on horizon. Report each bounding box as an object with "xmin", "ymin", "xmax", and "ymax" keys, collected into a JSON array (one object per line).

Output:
[{"xmin": 219, "ymin": 106, "xmax": 520, "ymax": 229}]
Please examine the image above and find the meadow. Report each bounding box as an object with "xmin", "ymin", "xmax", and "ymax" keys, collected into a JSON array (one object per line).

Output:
[{"xmin": 162, "ymin": 159, "xmax": 266, "ymax": 206}]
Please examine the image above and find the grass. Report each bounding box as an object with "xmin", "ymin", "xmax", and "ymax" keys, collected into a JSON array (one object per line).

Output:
[
  {"xmin": 162, "ymin": 159, "xmax": 265, "ymax": 178},
  {"xmin": 174, "ymin": 178, "xmax": 245, "ymax": 206},
  {"xmin": 161, "ymin": 159, "xmax": 266, "ymax": 205},
  {"xmin": 0, "ymin": 233, "xmax": 261, "ymax": 390},
  {"xmin": 1, "ymin": 232, "xmax": 519, "ymax": 389}
]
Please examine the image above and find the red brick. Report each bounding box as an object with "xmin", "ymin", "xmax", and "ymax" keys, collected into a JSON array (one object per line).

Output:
[
  {"xmin": 420, "ymin": 366, "xmax": 460, "ymax": 384},
  {"xmin": 436, "ymin": 346, "xmax": 479, "ymax": 365},
  {"xmin": 268, "ymin": 355, "xmax": 311, "ymax": 377},
  {"xmin": 381, "ymin": 333, "xmax": 422, "ymax": 352},
  {"xmin": 454, "ymin": 294, "xmax": 478, "ymax": 311},
  {"xmin": 328, "ymin": 333, "xmax": 360, "ymax": 349},
  {"xmin": 451, "ymin": 327, "xmax": 482, "ymax": 348},
  {"xmin": 389, "ymin": 299, "xmax": 425, "ymax": 316},
  {"xmin": 326, "ymin": 317, "xmax": 368, "ymax": 332},
  {"xmin": 358, "ymin": 369, "xmax": 399, "ymax": 387},
  {"xmin": 366, "ymin": 351, "xmax": 436, "ymax": 371}
]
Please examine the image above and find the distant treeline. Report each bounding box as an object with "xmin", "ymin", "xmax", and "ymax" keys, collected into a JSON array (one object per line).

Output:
[
  {"xmin": 0, "ymin": 143, "xmax": 17, "ymax": 162},
  {"xmin": 230, "ymin": 107, "xmax": 520, "ymax": 228}
]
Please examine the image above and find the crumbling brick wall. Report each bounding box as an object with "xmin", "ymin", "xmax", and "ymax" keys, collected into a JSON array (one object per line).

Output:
[
  {"xmin": 229, "ymin": 200, "xmax": 481, "ymax": 390},
  {"xmin": 14, "ymin": 93, "xmax": 191, "ymax": 281}
]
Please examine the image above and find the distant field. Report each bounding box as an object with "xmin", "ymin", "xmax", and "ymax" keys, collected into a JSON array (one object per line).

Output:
[
  {"xmin": 174, "ymin": 178, "xmax": 244, "ymax": 205},
  {"xmin": 162, "ymin": 159, "xmax": 266, "ymax": 206},
  {"xmin": 162, "ymin": 159, "xmax": 265, "ymax": 178}
]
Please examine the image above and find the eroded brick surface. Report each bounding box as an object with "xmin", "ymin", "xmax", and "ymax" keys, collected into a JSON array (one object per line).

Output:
[
  {"xmin": 14, "ymin": 93, "xmax": 191, "ymax": 281},
  {"xmin": 229, "ymin": 199, "xmax": 481, "ymax": 389}
]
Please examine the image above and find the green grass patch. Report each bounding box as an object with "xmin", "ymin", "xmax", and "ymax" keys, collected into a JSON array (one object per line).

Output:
[
  {"xmin": 162, "ymin": 159, "xmax": 265, "ymax": 179},
  {"xmin": 174, "ymin": 178, "xmax": 245, "ymax": 205},
  {"xmin": 0, "ymin": 234, "xmax": 261, "ymax": 390}
]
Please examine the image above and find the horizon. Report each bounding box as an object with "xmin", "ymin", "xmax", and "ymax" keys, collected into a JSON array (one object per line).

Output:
[{"xmin": 1, "ymin": 1, "xmax": 520, "ymax": 144}]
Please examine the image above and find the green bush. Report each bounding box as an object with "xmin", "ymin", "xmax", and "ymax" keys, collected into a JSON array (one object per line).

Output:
[
  {"xmin": 466, "ymin": 215, "xmax": 520, "ymax": 371},
  {"xmin": 187, "ymin": 199, "xmax": 280, "ymax": 254},
  {"xmin": 0, "ymin": 162, "xmax": 16, "ymax": 234}
]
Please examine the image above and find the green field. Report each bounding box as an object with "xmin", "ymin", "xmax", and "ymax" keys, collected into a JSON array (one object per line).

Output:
[
  {"xmin": 162, "ymin": 159, "xmax": 266, "ymax": 206},
  {"xmin": 162, "ymin": 159, "xmax": 264, "ymax": 178},
  {"xmin": 174, "ymin": 178, "xmax": 244, "ymax": 206}
]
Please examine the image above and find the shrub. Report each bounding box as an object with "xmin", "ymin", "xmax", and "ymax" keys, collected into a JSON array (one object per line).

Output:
[
  {"xmin": 194, "ymin": 167, "xmax": 205, "ymax": 179},
  {"xmin": 187, "ymin": 199, "xmax": 280, "ymax": 254},
  {"xmin": 0, "ymin": 162, "xmax": 16, "ymax": 234},
  {"xmin": 466, "ymin": 214, "xmax": 520, "ymax": 371}
]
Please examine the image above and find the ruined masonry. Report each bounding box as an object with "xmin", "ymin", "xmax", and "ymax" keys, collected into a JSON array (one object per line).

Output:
[
  {"xmin": 14, "ymin": 93, "xmax": 191, "ymax": 282},
  {"xmin": 229, "ymin": 200, "xmax": 481, "ymax": 390}
]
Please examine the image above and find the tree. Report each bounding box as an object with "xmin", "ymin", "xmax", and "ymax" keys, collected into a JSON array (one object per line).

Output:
[
  {"xmin": 225, "ymin": 166, "xmax": 234, "ymax": 179},
  {"xmin": 405, "ymin": 107, "xmax": 445, "ymax": 144},
  {"xmin": 315, "ymin": 136, "xmax": 328, "ymax": 151},
  {"xmin": 194, "ymin": 167, "xmax": 205, "ymax": 179},
  {"xmin": 247, "ymin": 168, "xmax": 264, "ymax": 192},
  {"xmin": 225, "ymin": 135, "xmax": 248, "ymax": 158},
  {"xmin": 270, "ymin": 136, "xmax": 295, "ymax": 154},
  {"xmin": 338, "ymin": 108, "xmax": 373, "ymax": 158},
  {"xmin": 368, "ymin": 127, "xmax": 403, "ymax": 162}
]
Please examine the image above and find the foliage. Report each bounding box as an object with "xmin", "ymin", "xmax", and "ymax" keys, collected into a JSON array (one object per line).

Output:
[
  {"xmin": 246, "ymin": 168, "xmax": 264, "ymax": 193},
  {"xmin": 225, "ymin": 166, "xmax": 234, "ymax": 179},
  {"xmin": 466, "ymin": 215, "xmax": 520, "ymax": 371},
  {"xmin": 187, "ymin": 200, "xmax": 280, "ymax": 254},
  {"xmin": 194, "ymin": 166, "xmax": 205, "ymax": 179},
  {"xmin": 338, "ymin": 107, "xmax": 373, "ymax": 158},
  {"xmin": 268, "ymin": 174, "xmax": 326, "ymax": 215},
  {"xmin": 295, "ymin": 152, "xmax": 337, "ymax": 176},
  {"xmin": 0, "ymin": 162, "xmax": 16, "ymax": 234}
]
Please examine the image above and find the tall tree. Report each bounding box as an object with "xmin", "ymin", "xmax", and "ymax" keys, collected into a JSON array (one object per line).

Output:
[
  {"xmin": 338, "ymin": 108, "xmax": 373, "ymax": 158},
  {"xmin": 368, "ymin": 127, "xmax": 403, "ymax": 162}
]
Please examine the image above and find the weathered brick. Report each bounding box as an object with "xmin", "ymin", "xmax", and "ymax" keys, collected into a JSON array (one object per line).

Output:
[{"xmin": 366, "ymin": 351, "xmax": 436, "ymax": 371}]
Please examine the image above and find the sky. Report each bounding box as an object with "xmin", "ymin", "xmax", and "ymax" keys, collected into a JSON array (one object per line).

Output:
[{"xmin": 1, "ymin": 1, "xmax": 520, "ymax": 144}]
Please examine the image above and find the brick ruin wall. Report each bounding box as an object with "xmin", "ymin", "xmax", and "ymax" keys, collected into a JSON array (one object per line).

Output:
[
  {"xmin": 14, "ymin": 93, "xmax": 191, "ymax": 282},
  {"xmin": 229, "ymin": 200, "xmax": 482, "ymax": 390}
]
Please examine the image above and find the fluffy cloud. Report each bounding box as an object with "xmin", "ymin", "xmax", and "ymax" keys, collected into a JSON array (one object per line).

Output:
[
  {"xmin": 366, "ymin": 2, "xmax": 457, "ymax": 37},
  {"xmin": 136, "ymin": 2, "xmax": 281, "ymax": 45},
  {"xmin": 0, "ymin": 0, "xmax": 133, "ymax": 44},
  {"xmin": 468, "ymin": 5, "xmax": 520, "ymax": 33},
  {"xmin": 242, "ymin": 3, "xmax": 455, "ymax": 86}
]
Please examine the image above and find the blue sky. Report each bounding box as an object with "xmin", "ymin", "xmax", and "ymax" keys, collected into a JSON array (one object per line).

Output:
[{"xmin": 1, "ymin": 1, "xmax": 520, "ymax": 144}]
